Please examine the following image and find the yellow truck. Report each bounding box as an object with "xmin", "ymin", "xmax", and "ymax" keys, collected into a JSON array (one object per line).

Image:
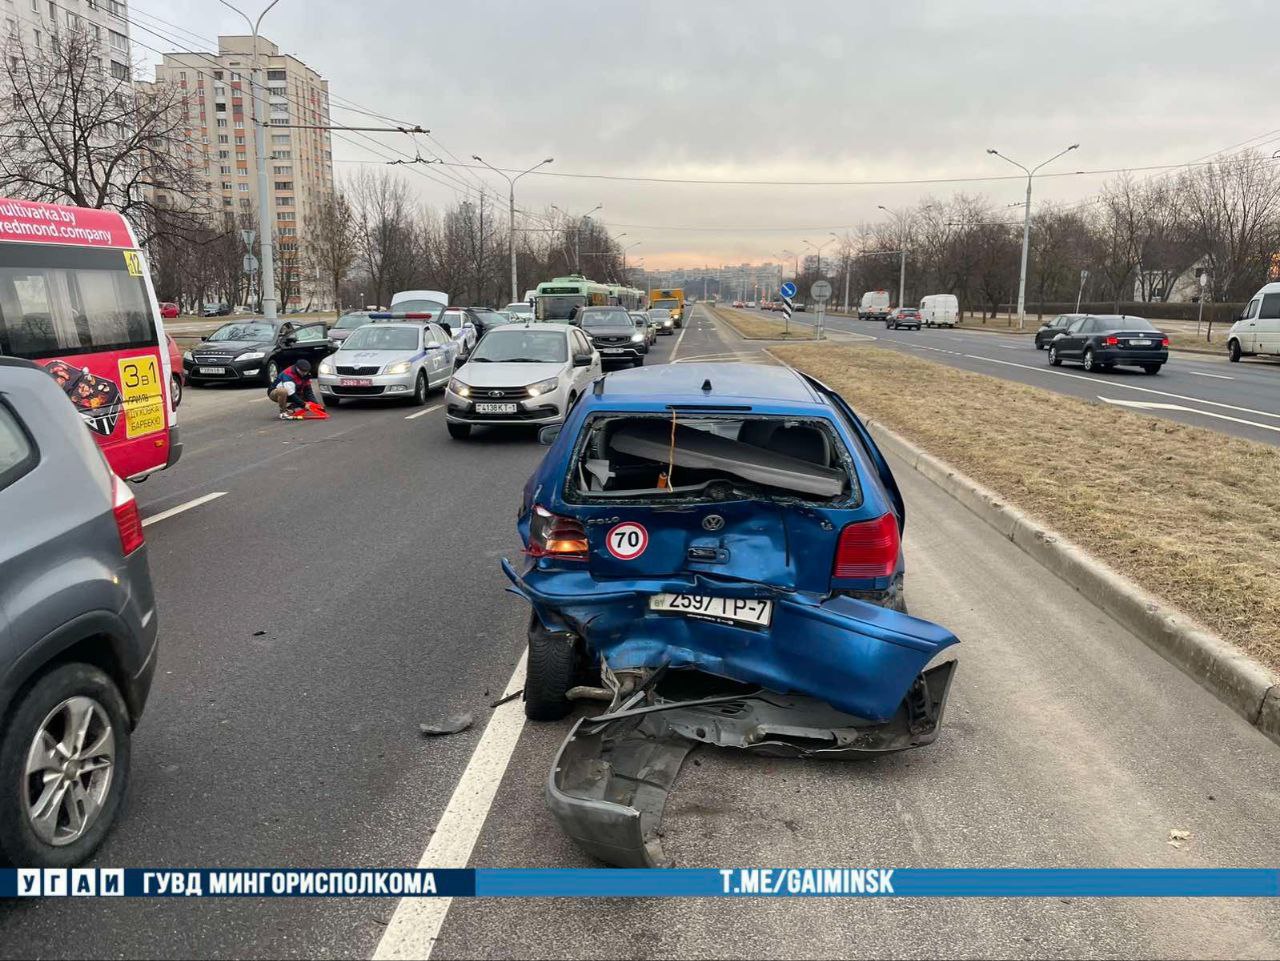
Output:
[{"xmin": 648, "ymin": 288, "xmax": 686, "ymax": 328}]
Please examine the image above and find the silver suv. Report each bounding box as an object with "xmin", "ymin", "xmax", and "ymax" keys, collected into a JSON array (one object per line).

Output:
[{"xmin": 0, "ymin": 358, "xmax": 159, "ymax": 866}]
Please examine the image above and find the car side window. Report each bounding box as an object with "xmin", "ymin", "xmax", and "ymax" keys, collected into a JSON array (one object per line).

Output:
[
  {"xmin": 1245, "ymin": 299, "xmax": 1260, "ymax": 320},
  {"xmin": 1259, "ymin": 293, "xmax": 1280, "ymax": 319},
  {"xmin": 0, "ymin": 400, "xmax": 38, "ymax": 493},
  {"xmin": 293, "ymin": 324, "xmax": 325, "ymax": 344},
  {"xmin": 1067, "ymin": 318, "xmax": 1087, "ymax": 334},
  {"xmin": 574, "ymin": 330, "xmax": 592, "ymax": 355}
]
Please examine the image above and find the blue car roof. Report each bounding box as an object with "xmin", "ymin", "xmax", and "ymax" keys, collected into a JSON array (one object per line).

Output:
[{"xmin": 590, "ymin": 362, "xmax": 828, "ymax": 411}]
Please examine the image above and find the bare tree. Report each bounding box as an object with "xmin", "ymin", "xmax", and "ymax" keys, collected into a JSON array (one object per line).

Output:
[
  {"xmin": 349, "ymin": 169, "xmax": 414, "ymax": 307},
  {"xmin": 307, "ymin": 190, "xmax": 356, "ymax": 314},
  {"xmin": 1178, "ymin": 153, "xmax": 1280, "ymax": 301},
  {"xmin": 0, "ymin": 31, "xmax": 204, "ymax": 239}
]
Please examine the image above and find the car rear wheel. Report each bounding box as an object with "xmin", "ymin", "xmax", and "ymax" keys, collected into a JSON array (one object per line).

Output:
[
  {"xmin": 1142, "ymin": 363, "xmax": 1162, "ymax": 375},
  {"xmin": 1229, "ymin": 339, "xmax": 1242, "ymax": 362},
  {"xmin": 447, "ymin": 421, "xmax": 471, "ymax": 439},
  {"xmin": 1048, "ymin": 344, "xmax": 1062, "ymax": 366},
  {"xmin": 170, "ymin": 373, "xmax": 183, "ymax": 408},
  {"xmin": 0, "ymin": 664, "xmax": 131, "ymax": 868},
  {"xmin": 413, "ymin": 371, "xmax": 429, "ymax": 405},
  {"xmin": 1035, "ymin": 339, "xmax": 1045, "ymax": 350},
  {"xmin": 524, "ymin": 615, "xmax": 579, "ymax": 721},
  {"xmin": 1082, "ymin": 347, "xmax": 1097, "ymax": 372}
]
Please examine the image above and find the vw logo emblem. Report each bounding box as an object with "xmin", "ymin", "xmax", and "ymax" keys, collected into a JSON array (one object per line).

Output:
[{"xmin": 702, "ymin": 514, "xmax": 725, "ymax": 532}]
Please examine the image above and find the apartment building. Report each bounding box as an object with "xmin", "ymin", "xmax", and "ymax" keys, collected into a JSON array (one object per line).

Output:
[
  {"xmin": 4, "ymin": 0, "xmax": 134, "ymax": 82},
  {"xmin": 152, "ymin": 35, "xmax": 334, "ymax": 308}
]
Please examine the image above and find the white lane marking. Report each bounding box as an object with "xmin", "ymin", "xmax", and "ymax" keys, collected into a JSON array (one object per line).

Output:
[
  {"xmin": 373, "ymin": 651, "xmax": 528, "ymax": 961},
  {"xmin": 405, "ymin": 403, "xmax": 443, "ymax": 420},
  {"xmin": 670, "ymin": 320, "xmax": 690, "ymax": 361},
  {"xmin": 1099, "ymin": 397, "xmax": 1280, "ymax": 433},
  {"xmin": 963, "ymin": 354, "xmax": 1280, "ymax": 421},
  {"xmin": 998, "ymin": 344, "xmax": 1022, "ymax": 350},
  {"xmin": 1188, "ymin": 370, "xmax": 1234, "ymax": 380},
  {"xmin": 141, "ymin": 491, "xmax": 227, "ymax": 527}
]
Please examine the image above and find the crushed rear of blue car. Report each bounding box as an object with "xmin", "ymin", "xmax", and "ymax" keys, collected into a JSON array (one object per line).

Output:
[{"xmin": 503, "ymin": 363, "xmax": 960, "ymax": 866}]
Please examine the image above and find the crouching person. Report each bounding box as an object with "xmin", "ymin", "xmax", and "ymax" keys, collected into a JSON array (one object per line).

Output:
[{"xmin": 268, "ymin": 358, "xmax": 316, "ymax": 419}]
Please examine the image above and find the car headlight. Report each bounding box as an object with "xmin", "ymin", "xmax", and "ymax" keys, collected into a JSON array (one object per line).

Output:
[
  {"xmin": 182, "ymin": 350, "xmax": 192, "ymax": 362},
  {"xmin": 235, "ymin": 350, "xmax": 265, "ymax": 362},
  {"xmin": 630, "ymin": 333, "xmax": 644, "ymax": 343},
  {"xmin": 526, "ymin": 376, "xmax": 561, "ymax": 397},
  {"xmin": 319, "ymin": 360, "xmax": 334, "ymax": 376},
  {"xmin": 449, "ymin": 377, "xmax": 471, "ymax": 398},
  {"xmin": 663, "ymin": 319, "xmax": 673, "ymax": 327},
  {"xmin": 385, "ymin": 360, "xmax": 412, "ymax": 375}
]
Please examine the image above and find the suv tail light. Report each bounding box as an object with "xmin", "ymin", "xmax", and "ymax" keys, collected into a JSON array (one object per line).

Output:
[
  {"xmin": 527, "ymin": 505, "xmax": 588, "ymax": 560},
  {"xmin": 111, "ymin": 474, "xmax": 145, "ymax": 556},
  {"xmin": 833, "ymin": 513, "xmax": 900, "ymax": 579}
]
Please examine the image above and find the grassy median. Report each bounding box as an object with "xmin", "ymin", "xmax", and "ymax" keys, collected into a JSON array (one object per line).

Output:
[
  {"xmin": 774, "ymin": 343, "xmax": 1280, "ymax": 672},
  {"xmin": 714, "ymin": 307, "xmax": 816, "ymax": 340}
]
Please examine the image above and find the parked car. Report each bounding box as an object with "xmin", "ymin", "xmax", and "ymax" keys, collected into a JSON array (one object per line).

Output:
[
  {"xmin": 184, "ymin": 319, "xmax": 333, "ymax": 387},
  {"xmin": 201, "ymin": 304, "xmax": 231, "ymax": 317},
  {"xmin": 577, "ymin": 306, "xmax": 648, "ymax": 367},
  {"xmin": 438, "ymin": 307, "xmax": 480, "ymax": 356},
  {"xmin": 159, "ymin": 302, "xmax": 179, "ymax": 320},
  {"xmin": 630, "ymin": 311, "xmax": 657, "ymax": 346},
  {"xmin": 318, "ymin": 321, "xmax": 456, "ymax": 406},
  {"xmin": 504, "ymin": 302, "xmax": 535, "ymax": 323},
  {"xmin": 1227, "ymin": 282, "xmax": 1280, "ymax": 362},
  {"xmin": 445, "ymin": 323, "xmax": 601, "ymax": 439},
  {"xmin": 1034, "ymin": 313, "xmax": 1085, "ymax": 350},
  {"xmin": 1047, "ymin": 315, "xmax": 1169, "ymax": 374},
  {"xmin": 919, "ymin": 294, "xmax": 959, "ymax": 328},
  {"xmin": 467, "ymin": 307, "xmax": 510, "ymax": 337},
  {"xmin": 648, "ymin": 308, "xmax": 675, "ymax": 335},
  {"xmin": 732, "ymin": 301, "xmax": 745, "ymax": 308},
  {"xmin": 0, "ymin": 358, "xmax": 159, "ymax": 867},
  {"xmin": 165, "ymin": 333, "xmax": 185, "ymax": 408},
  {"xmin": 506, "ymin": 362, "xmax": 959, "ymax": 868},
  {"xmin": 886, "ymin": 307, "xmax": 921, "ymax": 330},
  {"xmin": 747, "ymin": 301, "xmax": 757, "ymax": 309},
  {"xmin": 327, "ymin": 311, "xmax": 371, "ymax": 348}
]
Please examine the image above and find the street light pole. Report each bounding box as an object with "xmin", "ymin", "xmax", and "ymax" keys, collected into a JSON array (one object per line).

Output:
[
  {"xmin": 552, "ymin": 203, "xmax": 602, "ymax": 274},
  {"xmin": 220, "ymin": 0, "xmax": 283, "ymax": 321},
  {"xmin": 472, "ymin": 155, "xmax": 554, "ymax": 303},
  {"xmin": 986, "ymin": 143, "xmax": 1079, "ymax": 329},
  {"xmin": 830, "ymin": 231, "xmax": 850, "ymax": 313}
]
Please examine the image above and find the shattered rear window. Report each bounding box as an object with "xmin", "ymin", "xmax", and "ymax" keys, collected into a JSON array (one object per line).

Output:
[{"xmin": 566, "ymin": 412, "xmax": 861, "ymax": 506}]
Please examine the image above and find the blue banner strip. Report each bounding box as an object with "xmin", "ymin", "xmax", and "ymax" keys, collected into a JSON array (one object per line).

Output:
[{"xmin": 3, "ymin": 868, "xmax": 1278, "ymax": 898}]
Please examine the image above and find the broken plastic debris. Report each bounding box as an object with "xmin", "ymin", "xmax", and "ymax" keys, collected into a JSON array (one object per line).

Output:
[
  {"xmin": 1167, "ymin": 829, "xmax": 1192, "ymax": 849},
  {"xmin": 418, "ymin": 713, "xmax": 473, "ymax": 737}
]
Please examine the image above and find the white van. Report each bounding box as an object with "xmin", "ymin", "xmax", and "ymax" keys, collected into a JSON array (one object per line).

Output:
[
  {"xmin": 1227, "ymin": 282, "xmax": 1280, "ymax": 362},
  {"xmin": 919, "ymin": 294, "xmax": 959, "ymax": 328},
  {"xmin": 390, "ymin": 289, "xmax": 449, "ymax": 316},
  {"xmin": 858, "ymin": 290, "xmax": 891, "ymax": 320}
]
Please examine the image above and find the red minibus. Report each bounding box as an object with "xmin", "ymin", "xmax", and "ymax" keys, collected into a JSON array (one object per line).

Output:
[{"xmin": 0, "ymin": 198, "xmax": 181, "ymax": 479}]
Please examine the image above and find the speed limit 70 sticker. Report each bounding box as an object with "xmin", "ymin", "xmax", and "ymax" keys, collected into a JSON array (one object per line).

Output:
[{"xmin": 606, "ymin": 522, "xmax": 649, "ymax": 560}]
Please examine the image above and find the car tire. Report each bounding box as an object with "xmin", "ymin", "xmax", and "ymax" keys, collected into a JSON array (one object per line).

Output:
[
  {"xmin": 1048, "ymin": 344, "xmax": 1062, "ymax": 366},
  {"xmin": 325, "ymin": 395, "xmax": 340, "ymax": 407},
  {"xmin": 524, "ymin": 615, "xmax": 579, "ymax": 721},
  {"xmin": 0, "ymin": 663, "xmax": 132, "ymax": 868},
  {"xmin": 1035, "ymin": 339, "xmax": 1045, "ymax": 350},
  {"xmin": 413, "ymin": 371, "xmax": 429, "ymax": 405},
  {"xmin": 447, "ymin": 422, "xmax": 471, "ymax": 440},
  {"xmin": 1142, "ymin": 363, "xmax": 1162, "ymax": 375},
  {"xmin": 1082, "ymin": 347, "xmax": 1097, "ymax": 372},
  {"xmin": 1229, "ymin": 339, "xmax": 1242, "ymax": 363},
  {"xmin": 263, "ymin": 359, "xmax": 279, "ymax": 387},
  {"xmin": 633, "ymin": 356, "xmax": 645, "ymax": 367},
  {"xmin": 170, "ymin": 374, "xmax": 183, "ymax": 408}
]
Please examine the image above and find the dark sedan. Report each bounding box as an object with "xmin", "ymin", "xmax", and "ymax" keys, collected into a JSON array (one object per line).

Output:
[
  {"xmin": 886, "ymin": 307, "xmax": 921, "ymax": 330},
  {"xmin": 327, "ymin": 311, "xmax": 371, "ymax": 347},
  {"xmin": 185, "ymin": 319, "xmax": 334, "ymax": 387},
  {"xmin": 1047, "ymin": 315, "xmax": 1169, "ymax": 374},
  {"xmin": 577, "ymin": 306, "xmax": 647, "ymax": 367},
  {"xmin": 1034, "ymin": 313, "xmax": 1084, "ymax": 349}
]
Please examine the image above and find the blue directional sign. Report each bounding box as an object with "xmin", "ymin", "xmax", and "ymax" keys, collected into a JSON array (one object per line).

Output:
[{"xmin": 780, "ymin": 281, "xmax": 797, "ymax": 299}]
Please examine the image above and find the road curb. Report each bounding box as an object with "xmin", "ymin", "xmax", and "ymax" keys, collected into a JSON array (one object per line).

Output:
[{"xmin": 862, "ymin": 418, "xmax": 1280, "ymax": 748}]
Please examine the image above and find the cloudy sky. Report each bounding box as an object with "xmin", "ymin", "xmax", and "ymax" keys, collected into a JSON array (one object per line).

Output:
[{"xmin": 136, "ymin": 0, "xmax": 1276, "ymax": 268}]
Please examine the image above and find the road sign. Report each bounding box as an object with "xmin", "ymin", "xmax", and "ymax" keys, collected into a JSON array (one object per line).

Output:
[
  {"xmin": 810, "ymin": 280, "xmax": 832, "ymax": 302},
  {"xmin": 243, "ymin": 254, "xmax": 259, "ymax": 274},
  {"xmin": 241, "ymin": 229, "xmax": 256, "ymax": 246},
  {"xmin": 780, "ymin": 281, "xmax": 797, "ymax": 299}
]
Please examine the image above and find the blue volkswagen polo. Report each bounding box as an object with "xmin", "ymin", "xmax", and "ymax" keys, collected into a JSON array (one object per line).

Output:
[{"xmin": 502, "ymin": 362, "xmax": 961, "ymax": 864}]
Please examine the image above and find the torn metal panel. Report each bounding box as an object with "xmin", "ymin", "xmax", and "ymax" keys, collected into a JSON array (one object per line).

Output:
[{"xmin": 548, "ymin": 660, "xmax": 957, "ymax": 868}]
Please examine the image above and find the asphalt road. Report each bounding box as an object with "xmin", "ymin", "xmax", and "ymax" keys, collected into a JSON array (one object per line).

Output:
[
  {"xmin": 4, "ymin": 308, "xmax": 1279, "ymax": 959},
  {"xmin": 748, "ymin": 307, "xmax": 1280, "ymax": 446}
]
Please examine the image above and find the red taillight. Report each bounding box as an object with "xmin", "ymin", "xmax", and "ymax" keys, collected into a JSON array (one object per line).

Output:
[
  {"xmin": 527, "ymin": 505, "xmax": 589, "ymax": 559},
  {"xmin": 1104, "ymin": 336, "xmax": 1119, "ymax": 346},
  {"xmin": 111, "ymin": 475, "xmax": 145, "ymax": 556},
  {"xmin": 1161, "ymin": 336, "xmax": 1170, "ymax": 346},
  {"xmin": 833, "ymin": 513, "xmax": 900, "ymax": 579}
]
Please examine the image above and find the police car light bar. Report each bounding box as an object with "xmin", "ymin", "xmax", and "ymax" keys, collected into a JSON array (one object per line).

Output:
[{"xmin": 366, "ymin": 312, "xmax": 434, "ymax": 320}]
